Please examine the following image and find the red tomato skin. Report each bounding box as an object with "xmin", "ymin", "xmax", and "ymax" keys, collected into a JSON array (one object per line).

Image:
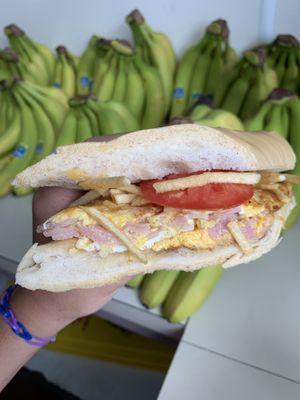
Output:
[{"xmin": 140, "ymin": 172, "xmax": 254, "ymax": 210}]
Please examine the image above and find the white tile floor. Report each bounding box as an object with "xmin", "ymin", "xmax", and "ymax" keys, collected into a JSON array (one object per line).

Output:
[{"xmin": 27, "ymin": 350, "xmax": 165, "ymax": 400}]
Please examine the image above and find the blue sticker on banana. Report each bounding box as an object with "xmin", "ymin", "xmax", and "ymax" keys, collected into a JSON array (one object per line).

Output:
[
  {"xmin": 12, "ymin": 146, "xmax": 27, "ymax": 158},
  {"xmin": 80, "ymin": 76, "xmax": 92, "ymax": 88},
  {"xmin": 53, "ymin": 82, "xmax": 61, "ymax": 88},
  {"xmin": 173, "ymin": 88, "xmax": 184, "ymax": 98},
  {"xmin": 35, "ymin": 143, "xmax": 44, "ymax": 155}
]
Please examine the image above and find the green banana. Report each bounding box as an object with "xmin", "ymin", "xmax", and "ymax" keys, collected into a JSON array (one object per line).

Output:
[
  {"xmin": 123, "ymin": 58, "xmax": 145, "ymax": 122},
  {"xmin": 188, "ymin": 39, "xmax": 216, "ymax": 109},
  {"xmin": 21, "ymin": 32, "xmax": 55, "ymax": 82},
  {"xmin": 282, "ymin": 50, "xmax": 299, "ymax": 90},
  {"xmin": 239, "ymin": 67, "xmax": 266, "ymax": 120},
  {"xmin": 56, "ymin": 46, "xmax": 76, "ymax": 98},
  {"xmin": 169, "ymin": 44, "xmax": 201, "ymax": 118},
  {"xmin": 95, "ymin": 54, "xmax": 117, "ymax": 102},
  {"xmin": 126, "ymin": 275, "xmax": 144, "ymax": 288},
  {"xmin": 53, "ymin": 53, "xmax": 63, "ymax": 89},
  {"xmin": 205, "ymin": 38, "xmax": 224, "ymax": 96},
  {"xmin": 0, "ymin": 109, "xmax": 21, "ymax": 157},
  {"xmin": 112, "ymin": 55, "xmax": 126, "ymax": 103},
  {"xmin": 189, "ymin": 103, "xmax": 212, "ymax": 121},
  {"xmin": 0, "ymin": 57, "xmax": 13, "ymax": 80},
  {"xmin": 162, "ymin": 266, "xmax": 223, "ymax": 323},
  {"xmin": 18, "ymin": 80, "xmax": 68, "ymax": 133},
  {"xmin": 0, "ymin": 88, "xmax": 10, "ymax": 131},
  {"xmin": 280, "ymin": 104, "xmax": 290, "ymax": 138},
  {"xmin": 15, "ymin": 82, "xmax": 55, "ymax": 164},
  {"xmin": 197, "ymin": 109, "xmax": 244, "ymax": 130},
  {"xmin": 127, "ymin": 10, "xmax": 174, "ymax": 114},
  {"xmin": 56, "ymin": 108, "xmax": 78, "ymax": 146},
  {"xmin": 102, "ymin": 100, "xmax": 140, "ymax": 132},
  {"xmin": 244, "ymin": 101, "xmax": 272, "ymax": 131},
  {"xmin": 25, "ymin": 80, "xmax": 69, "ymax": 110},
  {"xmin": 77, "ymin": 35, "xmax": 100, "ymax": 94},
  {"xmin": 285, "ymin": 96, "xmax": 300, "ymax": 228},
  {"xmin": 221, "ymin": 64, "xmax": 253, "ymax": 115},
  {"xmin": 76, "ymin": 108, "xmax": 93, "ymax": 142},
  {"xmin": 127, "ymin": 9, "xmax": 176, "ymax": 75},
  {"xmin": 92, "ymin": 42, "xmax": 113, "ymax": 96},
  {"xmin": 264, "ymin": 103, "xmax": 288, "ymax": 138},
  {"xmin": 223, "ymin": 42, "xmax": 238, "ymax": 69},
  {"xmin": 5, "ymin": 25, "xmax": 49, "ymax": 85},
  {"xmin": 0, "ymin": 89, "xmax": 37, "ymax": 197},
  {"xmin": 267, "ymin": 35, "xmax": 300, "ymax": 89},
  {"xmin": 213, "ymin": 62, "xmax": 241, "ymax": 107},
  {"xmin": 82, "ymin": 103, "xmax": 101, "ymax": 136},
  {"xmin": 0, "ymin": 153, "xmax": 12, "ymax": 171},
  {"xmin": 273, "ymin": 50, "xmax": 287, "ymax": 85},
  {"xmin": 139, "ymin": 270, "xmax": 180, "ymax": 309},
  {"xmin": 133, "ymin": 55, "xmax": 166, "ymax": 129},
  {"xmin": 149, "ymin": 29, "xmax": 176, "ymax": 75},
  {"xmin": 93, "ymin": 102, "xmax": 127, "ymax": 135}
]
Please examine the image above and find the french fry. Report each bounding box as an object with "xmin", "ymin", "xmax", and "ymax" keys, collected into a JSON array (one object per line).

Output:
[
  {"xmin": 119, "ymin": 184, "xmax": 141, "ymax": 195},
  {"xmin": 112, "ymin": 193, "xmax": 136, "ymax": 205},
  {"xmin": 110, "ymin": 189, "xmax": 124, "ymax": 195},
  {"xmin": 284, "ymin": 174, "xmax": 300, "ymax": 184},
  {"xmin": 153, "ymin": 172, "xmax": 261, "ymax": 193},
  {"xmin": 70, "ymin": 190, "xmax": 103, "ymax": 206},
  {"xmin": 227, "ymin": 220, "xmax": 253, "ymax": 255},
  {"xmin": 80, "ymin": 206, "xmax": 147, "ymax": 263},
  {"xmin": 259, "ymin": 172, "xmax": 286, "ymax": 184}
]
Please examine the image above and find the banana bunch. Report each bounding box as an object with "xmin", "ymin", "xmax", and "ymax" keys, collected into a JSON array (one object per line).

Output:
[
  {"xmin": 127, "ymin": 9, "xmax": 176, "ymax": 117},
  {"xmin": 244, "ymin": 87, "xmax": 293, "ymax": 137},
  {"xmin": 92, "ymin": 38, "xmax": 165, "ymax": 129},
  {"xmin": 53, "ymin": 46, "xmax": 79, "ymax": 98},
  {"xmin": 170, "ymin": 19, "xmax": 237, "ymax": 119},
  {"xmin": 4, "ymin": 24, "xmax": 55, "ymax": 85},
  {"xmin": 215, "ymin": 48, "xmax": 278, "ymax": 120},
  {"xmin": 188, "ymin": 101, "xmax": 244, "ymax": 130},
  {"xmin": 128, "ymin": 266, "xmax": 223, "ymax": 322},
  {"xmin": 77, "ymin": 35, "xmax": 100, "ymax": 95},
  {"xmin": 0, "ymin": 78, "xmax": 68, "ymax": 197},
  {"xmin": 162, "ymin": 266, "xmax": 223, "ymax": 323},
  {"xmin": 56, "ymin": 95, "xmax": 140, "ymax": 146},
  {"xmin": 245, "ymin": 88, "xmax": 300, "ymax": 228},
  {"xmin": 267, "ymin": 35, "xmax": 300, "ymax": 93}
]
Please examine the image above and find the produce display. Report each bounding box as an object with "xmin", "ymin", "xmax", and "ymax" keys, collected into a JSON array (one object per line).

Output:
[
  {"xmin": 170, "ymin": 19, "xmax": 237, "ymax": 118},
  {"xmin": 267, "ymin": 35, "xmax": 300, "ymax": 92},
  {"xmin": 1, "ymin": 10, "xmax": 300, "ymax": 322}
]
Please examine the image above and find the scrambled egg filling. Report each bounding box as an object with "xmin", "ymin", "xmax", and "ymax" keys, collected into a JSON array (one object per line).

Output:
[{"xmin": 49, "ymin": 184, "xmax": 291, "ymax": 255}]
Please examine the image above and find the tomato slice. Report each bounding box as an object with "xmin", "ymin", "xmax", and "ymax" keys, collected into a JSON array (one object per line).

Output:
[{"xmin": 140, "ymin": 172, "xmax": 254, "ymax": 210}]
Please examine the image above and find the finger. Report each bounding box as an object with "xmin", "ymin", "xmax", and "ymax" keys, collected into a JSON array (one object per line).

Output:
[{"xmin": 33, "ymin": 187, "xmax": 84, "ymax": 244}]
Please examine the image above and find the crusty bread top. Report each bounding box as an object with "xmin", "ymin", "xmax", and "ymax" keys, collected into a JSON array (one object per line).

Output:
[{"xmin": 13, "ymin": 124, "xmax": 296, "ymax": 188}]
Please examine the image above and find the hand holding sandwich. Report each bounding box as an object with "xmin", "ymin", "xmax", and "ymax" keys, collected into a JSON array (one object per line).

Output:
[{"xmin": 0, "ymin": 136, "xmax": 130, "ymax": 391}]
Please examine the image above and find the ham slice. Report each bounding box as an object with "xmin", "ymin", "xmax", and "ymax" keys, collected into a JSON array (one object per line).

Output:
[
  {"xmin": 78, "ymin": 225, "xmax": 121, "ymax": 245},
  {"xmin": 43, "ymin": 226, "xmax": 80, "ymax": 241}
]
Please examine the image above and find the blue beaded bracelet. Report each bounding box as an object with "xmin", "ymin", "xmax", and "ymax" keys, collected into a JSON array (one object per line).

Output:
[{"xmin": 0, "ymin": 285, "xmax": 56, "ymax": 346}]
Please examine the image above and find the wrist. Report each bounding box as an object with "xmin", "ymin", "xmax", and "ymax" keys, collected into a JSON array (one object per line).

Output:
[{"xmin": 9, "ymin": 287, "xmax": 74, "ymax": 338}]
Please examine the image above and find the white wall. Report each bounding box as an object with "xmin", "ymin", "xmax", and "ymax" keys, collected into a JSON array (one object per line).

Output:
[{"xmin": 0, "ymin": 0, "xmax": 299, "ymax": 56}]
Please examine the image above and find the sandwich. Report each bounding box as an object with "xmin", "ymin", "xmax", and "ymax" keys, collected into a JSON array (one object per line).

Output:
[{"xmin": 13, "ymin": 124, "xmax": 299, "ymax": 292}]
